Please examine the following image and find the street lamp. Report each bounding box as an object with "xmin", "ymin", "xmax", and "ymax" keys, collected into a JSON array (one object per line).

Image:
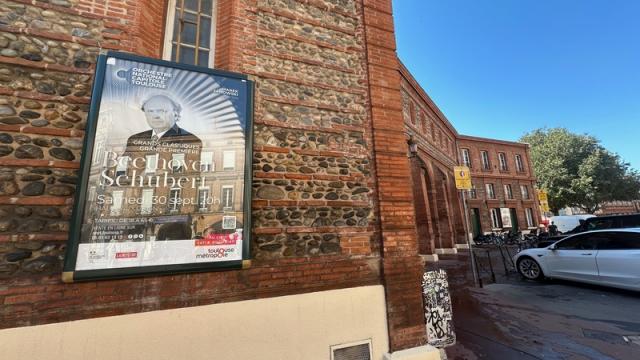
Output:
[{"xmin": 407, "ymin": 134, "xmax": 418, "ymax": 158}]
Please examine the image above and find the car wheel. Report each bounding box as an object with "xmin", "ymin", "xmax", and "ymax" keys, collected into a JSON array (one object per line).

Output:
[{"xmin": 517, "ymin": 257, "xmax": 544, "ymax": 281}]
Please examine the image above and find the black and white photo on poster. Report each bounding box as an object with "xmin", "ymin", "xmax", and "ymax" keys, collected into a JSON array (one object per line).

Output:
[{"xmin": 68, "ymin": 53, "xmax": 252, "ymax": 275}]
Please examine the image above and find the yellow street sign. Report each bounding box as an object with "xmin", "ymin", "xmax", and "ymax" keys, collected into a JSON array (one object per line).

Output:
[
  {"xmin": 538, "ymin": 190, "xmax": 550, "ymax": 211},
  {"xmin": 540, "ymin": 199, "xmax": 550, "ymax": 212},
  {"xmin": 454, "ymin": 166, "xmax": 472, "ymax": 190},
  {"xmin": 538, "ymin": 190, "xmax": 548, "ymax": 202}
]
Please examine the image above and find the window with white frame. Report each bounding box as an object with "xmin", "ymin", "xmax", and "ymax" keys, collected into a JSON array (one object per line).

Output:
[
  {"xmin": 222, "ymin": 185, "xmax": 233, "ymax": 210},
  {"xmin": 110, "ymin": 190, "xmax": 124, "ymax": 216},
  {"xmin": 141, "ymin": 188, "xmax": 154, "ymax": 215},
  {"xmin": 515, "ymin": 154, "xmax": 525, "ymax": 172},
  {"xmin": 525, "ymin": 208, "xmax": 534, "ymax": 227},
  {"xmin": 498, "ymin": 152, "xmax": 508, "ymax": 171},
  {"xmin": 521, "ymin": 185, "xmax": 530, "ymax": 199},
  {"xmin": 486, "ymin": 183, "xmax": 495, "ymax": 199},
  {"xmin": 197, "ymin": 187, "xmax": 209, "ymax": 210},
  {"xmin": 223, "ymin": 150, "xmax": 235, "ymax": 171},
  {"xmin": 200, "ymin": 151, "xmax": 213, "ymax": 172},
  {"xmin": 491, "ymin": 208, "xmax": 502, "ymax": 229},
  {"xmin": 163, "ymin": 0, "xmax": 217, "ymax": 67},
  {"xmin": 116, "ymin": 156, "xmax": 129, "ymax": 177},
  {"xmin": 468, "ymin": 184, "xmax": 477, "ymax": 199},
  {"xmin": 481, "ymin": 151, "xmax": 491, "ymax": 170},
  {"xmin": 172, "ymin": 153, "xmax": 185, "ymax": 173},
  {"xmin": 461, "ymin": 148, "xmax": 471, "ymax": 168},
  {"xmin": 504, "ymin": 184, "xmax": 513, "ymax": 199},
  {"xmin": 169, "ymin": 188, "xmax": 181, "ymax": 212},
  {"xmin": 145, "ymin": 154, "xmax": 158, "ymax": 174}
]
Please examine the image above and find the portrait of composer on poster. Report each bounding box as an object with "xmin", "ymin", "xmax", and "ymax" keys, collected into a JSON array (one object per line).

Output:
[{"xmin": 124, "ymin": 94, "xmax": 202, "ymax": 159}]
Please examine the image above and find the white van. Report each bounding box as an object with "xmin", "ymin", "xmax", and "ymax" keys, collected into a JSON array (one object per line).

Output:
[{"xmin": 549, "ymin": 215, "xmax": 595, "ymax": 233}]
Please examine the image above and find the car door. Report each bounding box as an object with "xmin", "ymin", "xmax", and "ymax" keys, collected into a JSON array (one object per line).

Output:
[
  {"xmin": 545, "ymin": 233, "xmax": 599, "ymax": 282},
  {"xmin": 595, "ymin": 231, "xmax": 640, "ymax": 290}
]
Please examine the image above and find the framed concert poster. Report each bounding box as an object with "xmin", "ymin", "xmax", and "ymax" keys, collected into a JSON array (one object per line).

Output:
[{"xmin": 63, "ymin": 51, "xmax": 254, "ymax": 282}]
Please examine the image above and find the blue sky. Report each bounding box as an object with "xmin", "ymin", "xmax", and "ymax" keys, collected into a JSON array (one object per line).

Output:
[{"xmin": 393, "ymin": 0, "xmax": 640, "ymax": 170}]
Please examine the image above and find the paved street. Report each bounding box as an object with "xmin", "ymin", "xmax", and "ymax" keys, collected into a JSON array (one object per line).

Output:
[{"xmin": 433, "ymin": 251, "xmax": 640, "ymax": 360}]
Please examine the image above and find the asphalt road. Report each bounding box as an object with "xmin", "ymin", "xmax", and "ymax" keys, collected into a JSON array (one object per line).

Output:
[{"xmin": 437, "ymin": 252, "xmax": 640, "ymax": 360}]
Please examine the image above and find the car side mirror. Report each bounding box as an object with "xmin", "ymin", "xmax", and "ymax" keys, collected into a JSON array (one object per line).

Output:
[{"xmin": 548, "ymin": 244, "xmax": 557, "ymax": 251}]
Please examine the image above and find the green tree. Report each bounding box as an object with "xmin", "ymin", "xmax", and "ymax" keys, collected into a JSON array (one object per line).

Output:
[{"xmin": 520, "ymin": 128, "xmax": 640, "ymax": 213}]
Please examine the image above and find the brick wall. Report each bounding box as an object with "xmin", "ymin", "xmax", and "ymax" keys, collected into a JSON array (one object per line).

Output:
[
  {"xmin": 400, "ymin": 62, "xmax": 466, "ymax": 249},
  {"xmin": 362, "ymin": 0, "xmax": 428, "ymax": 350},
  {"xmin": 595, "ymin": 201, "xmax": 640, "ymax": 216},
  {"xmin": 0, "ymin": 0, "xmax": 401, "ymax": 335},
  {"xmin": 0, "ymin": 0, "xmax": 547, "ymax": 352}
]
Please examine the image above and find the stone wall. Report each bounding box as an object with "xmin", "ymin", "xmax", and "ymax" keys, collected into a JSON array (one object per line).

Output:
[
  {"xmin": 246, "ymin": 0, "xmax": 377, "ymax": 260},
  {"xmin": 0, "ymin": 0, "xmax": 386, "ymax": 332},
  {"xmin": 0, "ymin": 0, "xmax": 123, "ymax": 281}
]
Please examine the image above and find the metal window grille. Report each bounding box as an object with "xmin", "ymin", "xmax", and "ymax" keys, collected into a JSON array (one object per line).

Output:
[{"xmin": 331, "ymin": 340, "xmax": 372, "ymax": 360}]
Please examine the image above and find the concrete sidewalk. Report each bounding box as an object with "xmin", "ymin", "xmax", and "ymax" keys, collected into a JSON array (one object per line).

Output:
[{"xmin": 430, "ymin": 249, "xmax": 640, "ymax": 360}]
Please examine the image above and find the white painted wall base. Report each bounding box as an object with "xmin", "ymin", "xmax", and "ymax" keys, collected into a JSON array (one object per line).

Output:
[
  {"xmin": 455, "ymin": 244, "xmax": 470, "ymax": 250},
  {"xmin": 435, "ymin": 248, "xmax": 458, "ymax": 255},
  {"xmin": 384, "ymin": 345, "xmax": 442, "ymax": 360},
  {"xmin": 421, "ymin": 254, "xmax": 439, "ymax": 262},
  {"xmin": 0, "ymin": 286, "xmax": 389, "ymax": 360}
]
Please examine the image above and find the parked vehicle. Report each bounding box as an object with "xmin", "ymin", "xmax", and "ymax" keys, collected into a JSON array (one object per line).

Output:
[
  {"xmin": 582, "ymin": 214, "xmax": 640, "ymax": 232},
  {"xmin": 545, "ymin": 213, "xmax": 640, "ymax": 243},
  {"xmin": 549, "ymin": 215, "xmax": 595, "ymax": 233},
  {"xmin": 514, "ymin": 228, "xmax": 640, "ymax": 291}
]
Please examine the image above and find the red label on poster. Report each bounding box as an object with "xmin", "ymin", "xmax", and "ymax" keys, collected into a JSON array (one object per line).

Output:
[
  {"xmin": 196, "ymin": 233, "xmax": 240, "ymax": 246},
  {"xmin": 115, "ymin": 252, "xmax": 138, "ymax": 259}
]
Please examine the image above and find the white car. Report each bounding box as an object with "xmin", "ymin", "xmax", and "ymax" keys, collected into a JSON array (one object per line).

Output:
[{"xmin": 514, "ymin": 228, "xmax": 640, "ymax": 291}]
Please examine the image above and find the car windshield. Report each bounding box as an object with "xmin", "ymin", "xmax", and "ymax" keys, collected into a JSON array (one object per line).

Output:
[
  {"xmin": 586, "ymin": 219, "xmax": 615, "ymax": 231},
  {"xmin": 565, "ymin": 224, "xmax": 583, "ymax": 234}
]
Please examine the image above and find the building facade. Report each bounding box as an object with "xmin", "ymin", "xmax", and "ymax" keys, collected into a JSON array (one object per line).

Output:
[
  {"xmin": 399, "ymin": 64, "xmax": 540, "ymax": 254},
  {"xmin": 0, "ymin": 0, "xmax": 537, "ymax": 358},
  {"xmin": 457, "ymin": 135, "xmax": 540, "ymax": 237},
  {"xmin": 0, "ymin": 0, "xmax": 434, "ymax": 359},
  {"xmin": 400, "ymin": 62, "xmax": 466, "ymax": 259}
]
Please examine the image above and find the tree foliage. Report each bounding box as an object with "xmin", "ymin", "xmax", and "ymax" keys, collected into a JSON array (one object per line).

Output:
[{"xmin": 520, "ymin": 128, "xmax": 640, "ymax": 213}]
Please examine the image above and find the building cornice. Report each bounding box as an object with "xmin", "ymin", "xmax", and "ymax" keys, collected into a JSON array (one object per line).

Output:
[{"xmin": 458, "ymin": 134, "xmax": 530, "ymax": 148}]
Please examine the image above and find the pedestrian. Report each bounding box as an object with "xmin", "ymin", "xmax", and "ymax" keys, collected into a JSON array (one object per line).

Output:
[{"xmin": 548, "ymin": 221, "xmax": 559, "ymax": 236}]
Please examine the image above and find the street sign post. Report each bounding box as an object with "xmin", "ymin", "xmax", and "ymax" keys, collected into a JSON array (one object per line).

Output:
[
  {"xmin": 454, "ymin": 166, "xmax": 472, "ymax": 190},
  {"xmin": 538, "ymin": 190, "xmax": 550, "ymax": 212},
  {"xmin": 454, "ymin": 166, "xmax": 479, "ymax": 287}
]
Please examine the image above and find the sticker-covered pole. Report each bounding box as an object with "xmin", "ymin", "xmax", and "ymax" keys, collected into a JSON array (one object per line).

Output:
[{"xmin": 461, "ymin": 189, "xmax": 479, "ymax": 287}]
